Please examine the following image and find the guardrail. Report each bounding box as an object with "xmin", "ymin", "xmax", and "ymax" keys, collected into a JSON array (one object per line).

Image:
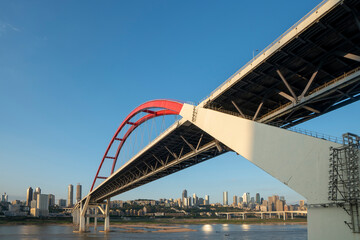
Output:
[{"xmin": 206, "ymin": 105, "xmax": 342, "ymax": 144}]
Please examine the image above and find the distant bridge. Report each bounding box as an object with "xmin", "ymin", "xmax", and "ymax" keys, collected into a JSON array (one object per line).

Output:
[
  {"xmin": 73, "ymin": 1, "xmax": 360, "ymax": 239},
  {"xmin": 217, "ymin": 211, "xmax": 308, "ymax": 220}
]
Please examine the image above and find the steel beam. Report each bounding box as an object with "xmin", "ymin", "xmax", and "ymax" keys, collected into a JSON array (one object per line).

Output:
[{"xmin": 277, "ymin": 69, "xmax": 297, "ymax": 101}]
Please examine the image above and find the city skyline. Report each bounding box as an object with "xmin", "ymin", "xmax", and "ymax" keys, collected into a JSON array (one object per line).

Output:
[
  {"xmin": 1, "ymin": 185, "xmax": 306, "ymax": 206},
  {"xmin": 1, "ymin": 0, "xmax": 359, "ymax": 204}
]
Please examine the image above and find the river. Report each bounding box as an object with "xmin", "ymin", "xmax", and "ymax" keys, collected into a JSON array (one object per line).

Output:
[{"xmin": 0, "ymin": 223, "xmax": 307, "ymax": 239}]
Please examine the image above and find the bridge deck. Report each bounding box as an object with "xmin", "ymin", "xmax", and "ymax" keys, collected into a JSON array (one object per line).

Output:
[
  {"xmin": 201, "ymin": 0, "xmax": 360, "ymax": 128},
  {"xmin": 89, "ymin": 119, "xmax": 228, "ymax": 203}
]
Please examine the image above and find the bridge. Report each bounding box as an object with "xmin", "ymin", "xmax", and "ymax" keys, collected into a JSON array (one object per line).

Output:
[
  {"xmin": 217, "ymin": 211, "xmax": 308, "ymax": 220},
  {"xmin": 72, "ymin": 0, "xmax": 360, "ymax": 239}
]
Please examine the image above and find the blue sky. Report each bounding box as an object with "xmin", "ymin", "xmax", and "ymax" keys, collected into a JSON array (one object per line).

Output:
[{"xmin": 0, "ymin": 0, "xmax": 359, "ymax": 205}]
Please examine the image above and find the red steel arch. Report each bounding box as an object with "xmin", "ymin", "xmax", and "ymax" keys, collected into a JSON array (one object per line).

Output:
[{"xmin": 90, "ymin": 99, "xmax": 184, "ymax": 191}]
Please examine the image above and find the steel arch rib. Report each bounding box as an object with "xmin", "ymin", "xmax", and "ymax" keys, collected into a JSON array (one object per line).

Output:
[{"xmin": 91, "ymin": 99, "xmax": 184, "ymax": 191}]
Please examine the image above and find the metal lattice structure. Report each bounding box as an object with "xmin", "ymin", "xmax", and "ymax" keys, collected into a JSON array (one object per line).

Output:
[{"xmin": 329, "ymin": 133, "xmax": 360, "ymax": 232}]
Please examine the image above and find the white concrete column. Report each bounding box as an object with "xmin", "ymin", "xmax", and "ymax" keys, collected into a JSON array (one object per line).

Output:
[
  {"xmin": 94, "ymin": 207, "xmax": 98, "ymax": 231},
  {"xmin": 283, "ymin": 212, "xmax": 286, "ymax": 220},
  {"xmin": 79, "ymin": 202, "xmax": 86, "ymax": 232},
  {"xmin": 104, "ymin": 198, "xmax": 110, "ymax": 232},
  {"xmin": 86, "ymin": 209, "xmax": 90, "ymax": 231},
  {"xmin": 291, "ymin": 213, "xmax": 294, "ymax": 219}
]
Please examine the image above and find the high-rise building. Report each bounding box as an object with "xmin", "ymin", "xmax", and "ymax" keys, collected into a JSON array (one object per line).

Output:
[
  {"xmin": 33, "ymin": 187, "xmax": 41, "ymax": 204},
  {"xmin": 26, "ymin": 187, "xmax": 33, "ymax": 206},
  {"xmin": 48, "ymin": 194, "xmax": 55, "ymax": 207},
  {"xmin": 276, "ymin": 199, "xmax": 285, "ymax": 211},
  {"xmin": 205, "ymin": 195, "xmax": 210, "ymax": 205},
  {"xmin": 223, "ymin": 191, "xmax": 228, "ymax": 206},
  {"xmin": 192, "ymin": 193, "xmax": 198, "ymax": 206},
  {"xmin": 1, "ymin": 192, "xmax": 8, "ymax": 202},
  {"xmin": 76, "ymin": 183, "xmax": 82, "ymax": 202},
  {"xmin": 242, "ymin": 192, "xmax": 250, "ymax": 204},
  {"xmin": 256, "ymin": 193, "xmax": 260, "ymax": 204},
  {"xmin": 37, "ymin": 194, "xmax": 49, "ymax": 216},
  {"xmin": 268, "ymin": 195, "xmax": 279, "ymax": 211},
  {"xmin": 58, "ymin": 199, "xmax": 67, "ymax": 207},
  {"xmin": 182, "ymin": 189, "xmax": 187, "ymax": 205},
  {"xmin": 68, "ymin": 184, "xmax": 73, "ymax": 207},
  {"xmin": 233, "ymin": 195, "xmax": 238, "ymax": 206}
]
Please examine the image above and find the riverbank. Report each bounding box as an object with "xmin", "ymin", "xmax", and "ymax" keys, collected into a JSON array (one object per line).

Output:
[{"xmin": 0, "ymin": 216, "xmax": 306, "ymax": 226}]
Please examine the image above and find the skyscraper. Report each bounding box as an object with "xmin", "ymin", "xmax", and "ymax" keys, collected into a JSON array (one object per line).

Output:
[
  {"xmin": 223, "ymin": 191, "xmax": 228, "ymax": 206},
  {"xmin": 205, "ymin": 195, "xmax": 210, "ymax": 205},
  {"xmin": 242, "ymin": 192, "xmax": 250, "ymax": 204},
  {"xmin": 256, "ymin": 193, "xmax": 260, "ymax": 204},
  {"xmin": 192, "ymin": 193, "xmax": 198, "ymax": 206},
  {"xmin": 233, "ymin": 195, "xmax": 238, "ymax": 206},
  {"xmin": 76, "ymin": 183, "xmax": 82, "ymax": 202},
  {"xmin": 33, "ymin": 187, "xmax": 41, "ymax": 204},
  {"xmin": 68, "ymin": 184, "xmax": 73, "ymax": 207},
  {"xmin": 58, "ymin": 199, "xmax": 66, "ymax": 207},
  {"xmin": 26, "ymin": 187, "xmax": 33, "ymax": 206},
  {"xmin": 1, "ymin": 193, "xmax": 8, "ymax": 202},
  {"xmin": 182, "ymin": 189, "xmax": 187, "ymax": 205},
  {"xmin": 48, "ymin": 194, "xmax": 55, "ymax": 207}
]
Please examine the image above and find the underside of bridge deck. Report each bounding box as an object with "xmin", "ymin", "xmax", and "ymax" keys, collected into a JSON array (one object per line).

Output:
[
  {"xmin": 90, "ymin": 122, "xmax": 228, "ymax": 203},
  {"xmin": 204, "ymin": 0, "xmax": 360, "ymax": 128}
]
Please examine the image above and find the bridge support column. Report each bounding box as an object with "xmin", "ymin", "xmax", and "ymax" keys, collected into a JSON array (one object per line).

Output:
[
  {"xmin": 179, "ymin": 104, "xmax": 358, "ymax": 240},
  {"xmin": 86, "ymin": 209, "xmax": 90, "ymax": 231},
  {"xmin": 283, "ymin": 212, "xmax": 286, "ymax": 220},
  {"xmin": 78, "ymin": 201, "xmax": 85, "ymax": 232},
  {"xmin": 94, "ymin": 208, "xmax": 98, "ymax": 231},
  {"xmin": 261, "ymin": 213, "xmax": 263, "ymax": 219},
  {"xmin": 291, "ymin": 212, "xmax": 294, "ymax": 219},
  {"xmin": 104, "ymin": 198, "xmax": 110, "ymax": 232}
]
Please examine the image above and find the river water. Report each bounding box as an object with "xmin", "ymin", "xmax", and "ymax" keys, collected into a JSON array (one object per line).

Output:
[{"xmin": 0, "ymin": 224, "xmax": 307, "ymax": 239}]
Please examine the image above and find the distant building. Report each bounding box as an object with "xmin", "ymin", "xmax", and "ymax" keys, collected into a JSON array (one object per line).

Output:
[
  {"xmin": 242, "ymin": 192, "xmax": 250, "ymax": 204},
  {"xmin": 26, "ymin": 187, "xmax": 33, "ymax": 206},
  {"xmin": 256, "ymin": 193, "xmax": 260, "ymax": 204},
  {"xmin": 68, "ymin": 184, "xmax": 73, "ymax": 207},
  {"xmin": 182, "ymin": 189, "xmax": 187, "ymax": 205},
  {"xmin": 233, "ymin": 195, "xmax": 238, "ymax": 206},
  {"xmin": 187, "ymin": 197, "xmax": 192, "ymax": 207},
  {"xmin": 205, "ymin": 195, "xmax": 210, "ymax": 205},
  {"xmin": 58, "ymin": 199, "xmax": 66, "ymax": 207},
  {"xmin": 223, "ymin": 191, "xmax": 228, "ymax": 206},
  {"xmin": 76, "ymin": 183, "xmax": 82, "ymax": 202},
  {"xmin": 37, "ymin": 194, "xmax": 49, "ymax": 216},
  {"xmin": 1, "ymin": 193, "xmax": 8, "ymax": 202},
  {"xmin": 33, "ymin": 187, "xmax": 41, "ymax": 204},
  {"xmin": 276, "ymin": 199, "xmax": 284, "ymax": 211},
  {"xmin": 30, "ymin": 194, "xmax": 49, "ymax": 217},
  {"xmin": 268, "ymin": 195, "xmax": 279, "ymax": 211},
  {"xmin": 48, "ymin": 194, "xmax": 55, "ymax": 207},
  {"xmin": 192, "ymin": 193, "xmax": 198, "ymax": 206}
]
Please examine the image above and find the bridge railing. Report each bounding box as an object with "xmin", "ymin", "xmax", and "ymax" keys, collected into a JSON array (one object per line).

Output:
[{"xmin": 268, "ymin": 122, "xmax": 342, "ymax": 144}]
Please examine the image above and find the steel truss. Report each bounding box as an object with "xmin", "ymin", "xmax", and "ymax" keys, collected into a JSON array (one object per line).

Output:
[{"xmin": 329, "ymin": 133, "xmax": 360, "ymax": 233}]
